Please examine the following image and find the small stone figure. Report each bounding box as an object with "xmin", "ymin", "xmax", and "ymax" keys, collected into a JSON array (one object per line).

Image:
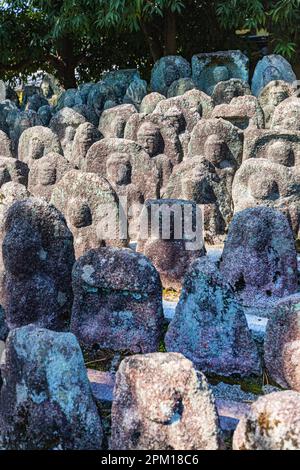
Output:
[
  {"xmin": 219, "ymin": 207, "xmax": 298, "ymax": 317},
  {"xmin": 71, "ymin": 123, "xmax": 102, "ymax": 169},
  {"xmin": 28, "ymin": 153, "xmax": 72, "ymax": 201},
  {"xmin": 136, "ymin": 199, "xmax": 205, "ymax": 291},
  {"xmin": 0, "ymin": 325, "xmax": 103, "ymax": 450},
  {"xmin": 71, "ymin": 247, "xmax": 164, "ymax": 354},
  {"xmin": 258, "ymin": 80, "xmax": 294, "ymax": 128},
  {"xmin": 110, "ymin": 353, "xmax": 221, "ymax": 450},
  {"xmin": 165, "ymin": 258, "xmax": 261, "ymax": 377},
  {"xmin": 151, "ymin": 56, "xmax": 192, "ymax": 96},
  {"xmin": 18, "ymin": 126, "xmax": 62, "ymax": 167},
  {"xmin": 1, "ymin": 198, "xmax": 75, "ymax": 330},
  {"xmin": 251, "ymin": 54, "xmax": 297, "ymax": 97}
]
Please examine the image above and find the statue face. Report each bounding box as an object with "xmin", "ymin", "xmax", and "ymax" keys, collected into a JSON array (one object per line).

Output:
[
  {"xmin": 137, "ymin": 123, "xmax": 162, "ymax": 158},
  {"xmin": 38, "ymin": 160, "xmax": 57, "ymax": 186},
  {"xmin": 29, "ymin": 137, "xmax": 44, "ymax": 160},
  {"xmin": 68, "ymin": 199, "xmax": 92, "ymax": 228},
  {"xmin": 213, "ymin": 66, "xmax": 230, "ymax": 83},
  {"xmin": 14, "ymin": 161, "xmax": 28, "ymax": 186},
  {"xmin": 41, "ymin": 81, "xmax": 50, "ymax": 97},
  {"xmin": 204, "ymin": 135, "xmax": 227, "ymax": 166},
  {"xmin": 267, "ymin": 141, "xmax": 294, "ymax": 167},
  {"xmin": 107, "ymin": 153, "xmax": 132, "ymax": 186}
]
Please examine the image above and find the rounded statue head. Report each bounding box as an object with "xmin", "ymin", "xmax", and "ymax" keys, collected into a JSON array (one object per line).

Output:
[
  {"xmin": 165, "ymin": 106, "xmax": 185, "ymax": 133},
  {"xmin": 213, "ymin": 65, "xmax": 230, "ymax": 83},
  {"xmin": 29, "ymin": 136, "xmax": 44, "ymax": 160},
  {"xmin": 204, "ymin": 134, "xmax": 228, "ymax": 166},
  {"xmin": 137, "ymin": 121, "xmax": 164, "ymax": 158},
  {"xmin": 68, "ymin": 198, "xmax": 92, "ymax": 228},
  {"xmin": 38, "ymin": 159, "xmax": 57, "ymax": 186},
  {"xmin": 106, "ymin": 153, "xmax": 132, "ymax": 186},
  {"xmin": 41, "ymin": 79, "xmax": 52, "ymax": 98},
  {"xmin": 267, "ymin": 140, "xmax": 294, "ymax": 167}
]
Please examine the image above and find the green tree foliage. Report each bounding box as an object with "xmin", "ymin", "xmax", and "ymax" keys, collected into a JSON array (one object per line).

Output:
[{"xmin": 217, "ymin": 0, "xmax": 300, "ymax": 60}]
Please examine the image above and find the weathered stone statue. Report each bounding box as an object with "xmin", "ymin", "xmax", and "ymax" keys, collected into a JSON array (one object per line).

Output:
[
  {"xmin": 151, "ymin": 55, "xmax": 192, "ymax": 96},
  {"xmin": 219, "ymin": 207, "xmax": 298, "ymax": 317},
  {"xmin": 252, "ymin": 54, "xmax": 297, "ymax": 96},
  {"xmin": 136, "ymin": 199, "xmax": 205, "ymax": 291},
  {"xmin": 192, "ymin": 51, "xmax": 249, "ymax": 96},
  {"xmin": 0, "ymin": 157, "xmax": 29, "ymax": 188},
  {"xmin": 18, "ymin": 126, "xmax": 62, "ymax": 167},
  {"xmin": 0, "ymin": 325, "xmax": 103, "ymax": 450},
  {"xmin": 98, "ymin": 104, "xmax": 137, "ymax": 138},
  {"xmin": 271, "ymin": 97, "xmax": 300, "ymax": 131},
  {"xmin": 0, "ymin": 130, "xmax": 13, "ymax": 158},
  {"xmin": 243, "ymin": 128, "xmax": 300, "ymax": 167},
  {"xmin": 28, "ymin": 153, "xmax": 72, "ymax": 201},
  {"xmin": 51, "ymin": 170, "xmax": 127, "ymax": 258},
  {"xmin": 212, "ymin": 95, "xmax": 265, "ymax": 130},
  {"xmin": 212, "ymin": 78, "xmax": 251, "ymax": 105},
  {"xmin": 49, "ymin": 107, "xmax": 86, "ymax": 160},
  {"xmin": 264, "ymin": 294, "xmax": 300, "ymax": 391},
  {"xmin": 71, "ymin": 247, "xmax": 164, "ymax": 354},
  {"xmin": 188, "ymin": 117, "xmax": 243, "ymax": 166},
  {"xmin": 233, "ymin": 391, "xmax": 300, "ymax": 450},
  {"xmin": 71, "ymin": 122, "xmax": 102, "ymax": 169},
  {"xmin": 232, "ymin": 158, "xmax": 300, "ymax": 238},
  {"xmin": 165, "ymin": 258, "xmax": 261, "ymax": 377},
  {"xmin": 1, "ymin": 198, "xmax": 75, "ymax": 330},
  {"xmin": 258, "ymin": 80, "xmax": 294, "ymax": 128},
  {"xmin": 110, "ymin": 353, "xmax": 220, "ymax": 450}
]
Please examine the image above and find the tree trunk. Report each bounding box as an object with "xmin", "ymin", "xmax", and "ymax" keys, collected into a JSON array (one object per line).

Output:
[
  {"xmin": 49, "ymin": 36, "xmax": 78, "ymax": 89},
  {"xmin": 140, "ymin": 20, "xmax": 164, "ymax": 62},
  {"xmin": 163, "ymin": 10, "xmax": 177, "ymax": 55}
]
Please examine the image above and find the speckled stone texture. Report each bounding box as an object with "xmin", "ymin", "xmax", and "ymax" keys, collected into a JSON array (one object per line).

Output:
[
  {"xmin": 271, "ymin": 97, "xmax": 300, "ymax": 131},
  {"xmin": 110, "ymin": 352, "xmax": 221, "ymax": 450},
  {"xmin": 212, "ymin": 95, "xmax": 265, "ymax": 130},
  {"xmin": 151, "ymin": 56, "xmax": 192, "ymax": 97},
  {"xmin": 212, "ymin": 79, "xmax": 251, "ymax": 106},
  {"xmin": 243, "ymin": 127, "xmax": 300, "ymax": 165},
  {"xmin": 18, "ymin": 126, "xmax": 62, "ymax": 167},
  {"xmin": 258, "ymin": 80, "xmax": 294, "ymax": 128},
  {"xmin": 49, "ymin": 107, "xmax": 86, "ymax": 160},
  {"xmin": 1, "ymin": 198, "xmax": 75, "ymax": 330},
  {"xmin": 140, "ymin": 92, "xmax": 165, "ymax": 115},
  {"xmin": 0, "ymin": 325, "xmax": 103, "ymax": 450},
  {"xmin": 192, "ymin": 50, "xmax": 249, "ymax": 96},
  {"xmin": 0, "ymin": 306, "xmax": 8, "ymax": 341},
  {"xmin": 264, "ymin": 294, "xmax": 300, "ymax": 391},
  {"xmin": 188, "ymin": 118, "xmax": 243, "ymax": 166},
  {"xmin": 233, "ymin": 391, "xmax": 300, "ymax": 450},
  {"xmin": 51, "ymin": 169, "xmax": 127, "ymax": 258},
  {"xmin": 99, "ymin": 104, "xmax": 137, "ymax": 138},
  {"xmin": 164, "ymin": 157, "xmax": 234, "ymax": 244},
  {"xmin": 28, "ymin": 152, "xmax": 72, "ymax": 202},
  {"xmin": 232, "ymin": 159, "xmax": 300, "ymax": 238},
  {"xmin": 0, "ymin": 157, "xmax": 29, "ymax": 188},
  {"xmin": 71, "ymin": 122, "xmax": 102, "ymax": 169},
  {"xmin": 220, "ymin": 207, "xmax": 298, "ymax": 317},
  {"xmin": 165, "ymin": 258, "xmax": 261, "ymax": 377},
  {"xmin": 0, "ymin": 129, "xmax": 13, "ymax": 158},
  {"xmin": 71, "ymin": 247, "xmax": 164, "ymax": 354},
  {"xmin": 251, "ymin": 54, "xmax": 296, "ymax": 97},
  {"xmin": 167, "ymin": 78, "xmax": 197, "ymax": 98},
  {"xmin": 137, "ymin": 199, "xmax": 205, "ymax": 291}
]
